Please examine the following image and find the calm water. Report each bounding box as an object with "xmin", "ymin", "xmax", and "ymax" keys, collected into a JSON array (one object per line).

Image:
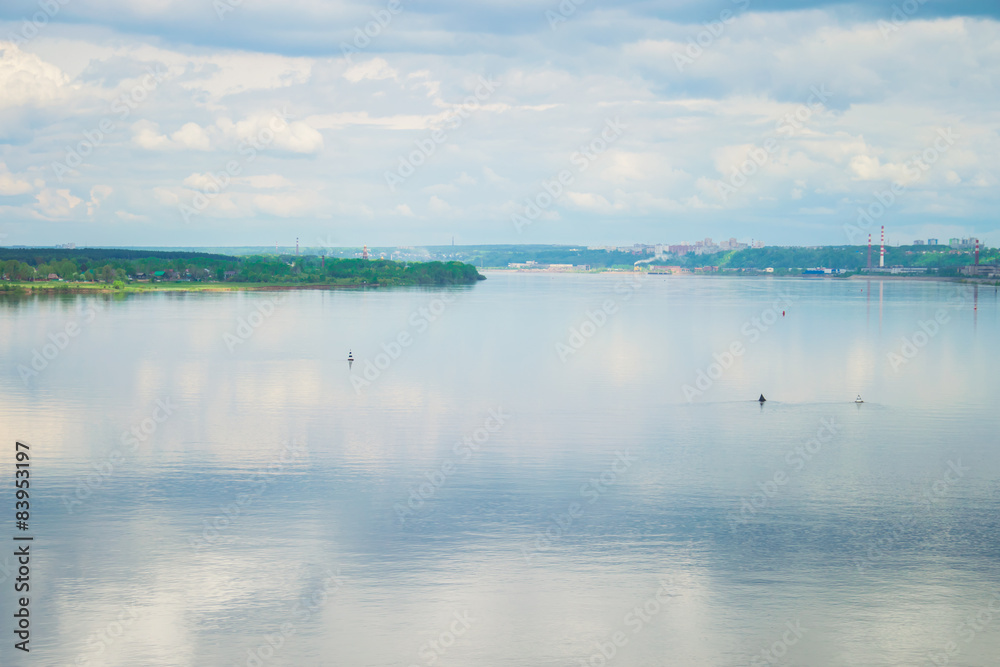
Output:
[{"xmin": 1, "ymin": 274, "xmax": 998, "ymax": 667}]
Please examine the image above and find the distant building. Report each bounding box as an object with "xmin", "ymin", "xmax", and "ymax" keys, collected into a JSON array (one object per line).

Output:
[
  {"xmin": 913, "ymin": 240, "xmax": 925, "ymax": 245},
  {"xmin": 960, "ymin": 265, "xmax": 1000, "ymax": 277},
  {"xmin": 927, "ymin": 238, "xmax": 938, "ymax": 245}
]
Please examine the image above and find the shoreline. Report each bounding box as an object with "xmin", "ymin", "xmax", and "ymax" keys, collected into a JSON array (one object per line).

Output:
[
  {"xmin": 2, "ymin": 282, "xmax": 396, "ymax": 294},
  {"xmin": 4, "ymin": 273, "xmax": 995, "ymax": 295},
  {"xmin": 481, "ymin": 269, "xmax": 997, "ymax": 284}
]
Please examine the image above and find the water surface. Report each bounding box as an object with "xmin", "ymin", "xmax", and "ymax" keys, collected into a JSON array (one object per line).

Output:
[{"xmin": 0, "ymin": 274, "xmax": 998, "ymax": 666}]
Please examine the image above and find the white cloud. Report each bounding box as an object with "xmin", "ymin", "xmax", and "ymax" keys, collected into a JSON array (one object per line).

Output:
[
  {"xmin": 35, "ymin": 188, "xmax": 82, "ymax": 218},
  {"xmin": 116, "ymin": 210, "xmax": 147, "ymax": 221},
  {"xmin": 131, "ymin": 120, "xmax": 172, "ymax": 150},
  {"xmin": 428, "ymin": 195, "xmax": 451, "ymax": 214},
  {"xmin": 0, "ymin": 41, "xmax": 71, "ymax": 110},
  {"xmin": 87, "ymin": 184, "xmax": 113, "ymax": 216},
  {"xmin": 0, "ymin": 163, "xmax": 33, "ymax": 196},
  {"xmin": 0, "ymin": 10, "xmax": 998, "ymax": 244},
  {"xmin": 343, "ymin": 58, "xmax": 398, "ymax": 83},
  {"xmin": 253, "ymin": 192, "xmax": 320, "ymax": 217},
  {"xmin": 239, "ymin": 174, "xmax": 293, "ymax": 189},
  {"xmin": 171, "ymin": 123, "xmax": 212, "ymax": 150}
]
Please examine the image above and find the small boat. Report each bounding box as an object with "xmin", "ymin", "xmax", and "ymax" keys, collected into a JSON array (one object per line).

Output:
[
  {"xmin": 855, "ymin": 395, "xmax": 863, "ymax": 404},
  {"xmin": 758, "ymin": 394, "xmax": 766, "ymax": 403}
]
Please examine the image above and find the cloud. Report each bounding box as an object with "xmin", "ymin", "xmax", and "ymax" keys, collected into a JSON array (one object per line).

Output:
[
  {"xmin": 171, "ymin": 122, "xmax": 212, "ymax": 150},
  {"xmin": 343, "ymin": 58, "xmax": 398, "ymax": 83},
  {"xmin": 87, "ymin": 184, "xmax": 113, "ymax": 215},
  {"xmin": 0, "ymin": 163, "xmax": 33, "ymax": 196},
  {"xmin": 131, "ymin": 120, "xmax": 172, "ymax": 150},
  {"xmin": 116, "ymin": 210, "xmax": 147, "ymax": 221},
  {"xmin": 132, "ymin": 115, "xmax": 323, "ymax": 155},
  {"xmin": 0, "ymin": 41, "xmax": 71, "ymax": 110},
  {"xmin": 35, "ymin": 188, "xmax": 82, "ymax": 218},
  {"xmin": 0, "ymin": 7, "xmax": 997, "ymax": 245},
  {"xmin": 253, "ymin": 192, "xmax": 321, "ymax": 217},
  {"xmin": 428, "ymin": 195, "xmax": 451, "ymax": 214},
  {"xmin": 239, "ymin": 174, "xmax": 294, "ymax": 189}
]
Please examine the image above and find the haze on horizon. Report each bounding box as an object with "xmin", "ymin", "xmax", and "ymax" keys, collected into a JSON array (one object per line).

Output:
[{"xmin": 0, "ymin": 0, "xmax": 998, "ymax": 249}]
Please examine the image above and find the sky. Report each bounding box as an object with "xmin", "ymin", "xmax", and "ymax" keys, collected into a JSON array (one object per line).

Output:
[{"xmin": 0, "ymin": 0, "xmax": 998, "ymax": 248}]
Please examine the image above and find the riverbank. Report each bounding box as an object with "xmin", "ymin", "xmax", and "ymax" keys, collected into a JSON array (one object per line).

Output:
[{"xmin": 1, "ymin": 281, "xmax": 401, "ymax": 294}]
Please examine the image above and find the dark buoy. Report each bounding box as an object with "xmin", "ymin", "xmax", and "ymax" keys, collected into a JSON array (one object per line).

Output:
[
  {"xmin": 758, "ymin": 394, "xmax": 766, "ymax": 403},
  {"xmin": 348, "ymin": 349, "xmax": 354, "ymax": 369}
]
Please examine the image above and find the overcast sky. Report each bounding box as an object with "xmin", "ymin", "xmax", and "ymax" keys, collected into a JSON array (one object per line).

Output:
[{"xmin": 0, "ymin": 0, "xmax": 997, "ymax": 248}]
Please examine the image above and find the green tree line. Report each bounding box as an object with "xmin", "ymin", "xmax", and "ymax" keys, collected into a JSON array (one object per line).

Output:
[{"xmin": 0, "ymin": 249, "xmax": 484, "ymax": 286}]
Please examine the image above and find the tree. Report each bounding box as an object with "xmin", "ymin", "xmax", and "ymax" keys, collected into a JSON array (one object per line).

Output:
[{"xmin": 100, "ymin": 264, "xmax": 115, "ymax": 283}]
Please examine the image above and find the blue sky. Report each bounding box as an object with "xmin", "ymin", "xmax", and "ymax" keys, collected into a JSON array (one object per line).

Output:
[{"xmin": 0, "ymin": 0, "xmax": 997, "ymax": 248}]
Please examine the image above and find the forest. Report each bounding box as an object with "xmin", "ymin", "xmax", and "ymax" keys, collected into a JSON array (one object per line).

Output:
[{"xmin": 0, "ymin": 248, "xmax": 485, "ymax": 286}]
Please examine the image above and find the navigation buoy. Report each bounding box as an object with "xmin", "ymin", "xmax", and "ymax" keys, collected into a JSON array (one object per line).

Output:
[
  {"xmin": 758, "ymin": 394, "xmax": 766, "ymax": 403},
  {"xmin": 855, "ymin": 395, "xmax": 863, "ymax": 404},
  {"xmin": 348, "ymin": 349, "xmax": 354, "ymax": 369}
]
